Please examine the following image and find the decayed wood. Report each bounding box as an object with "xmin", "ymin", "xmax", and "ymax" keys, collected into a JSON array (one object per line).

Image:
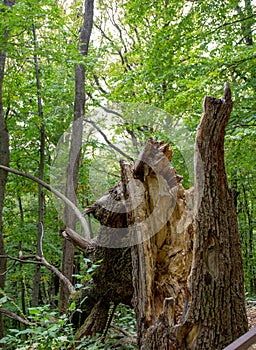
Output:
[
  {"xmin": 136, "ymin": 84, "xmax": 248, "ymax": 349},
  {"xmin": 121, "ymin": 138, "xmax": 194, "ymax": 349},
  {"xmin": 1, "ymin": 85, "xmax": 246, "ymax": 348},
  {"xmin": 70, "ymin": 173, "xmax": 134, "ymax": 340}
]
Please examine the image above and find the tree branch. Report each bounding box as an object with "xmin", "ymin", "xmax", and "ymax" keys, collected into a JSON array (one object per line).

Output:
[
  {"xmin": 36, "ymin": 256, "xmax": 75, "ymax": 296},
  {"xmin": 0, "ymin": 255, "xmax": 42, "ymax": 265},
  {"xmin": 0, "ymin": 254, "xmax": 75, "ymax": 296},
  {"xmin": 0, "ymin": 308, "xmax": 31, "ymax": 326},
  {"xmin": 61, "ymin": 227, "xmax": 95, "ymax": 252},
  {"xmin": 0, "ymin": 165, "xmax": 90, "ymax": 240},
  {"xmin": 210, "ymin": 13, "xmax": 256, "ymax": 35},
  {"xmin": 93, "ymin": 74, "xmax": 109, "ymax": 95},
  {"xmin": 84, "ymin": 119, "xmax": 133, "ymax": 161}
]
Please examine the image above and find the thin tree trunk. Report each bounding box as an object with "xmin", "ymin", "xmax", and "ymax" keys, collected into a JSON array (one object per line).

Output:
[
  {"xmin": 31, "ymin": 23, "xmax": 45, "ymax": 307},
  {"xmin": 0, "ymin": 0, "xmax": 14, "ymax": 345},
  {"xmin": 60, "ymin": 0, "xmax": 94, "ymax": 313},
  {"xmin": 0, "ymin": 58, "xmax": 8, "ymax": 348}
]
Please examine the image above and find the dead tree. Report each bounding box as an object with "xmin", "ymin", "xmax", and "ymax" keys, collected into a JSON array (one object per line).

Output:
[
  {"xmin": 71, "ymin": 84, "xmax": 247, "ymax": 349},
  {"xmin": 0, "ymin": 85, "xmax": 248, "ymax": 349},
  {"xmin": 127, "ymin": 84, "xmax": 248, "ymax": 349}
]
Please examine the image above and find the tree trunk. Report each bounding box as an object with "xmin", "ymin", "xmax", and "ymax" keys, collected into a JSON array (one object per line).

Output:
[
  {"xmin": 134, "ymin": 84, "xmax": 248, "ymax": 349},
  {"xmin": 63, "ymin": 85, "xmax": 247, "ymax": 349},
  {"xmin": 122, "ymin": 138, "xmax": 194, "ymax": 349},
  {"xmin": 181, "ymin": 84, "xmax": 248, "ymax": 349},
  {"xmin": 60, "ymin": 0, "xmax": 94, "ymax": 313},
  {"xmin": 0, "ymin": 0, "xmax": 14, "ymax": 345},
  {"xmin": 31, "ymin": 22, "xmax": 45, "ymax": 308},
  {"xmin": 71, "ymin": 184, "xmax": 134, "ymax": 339}
]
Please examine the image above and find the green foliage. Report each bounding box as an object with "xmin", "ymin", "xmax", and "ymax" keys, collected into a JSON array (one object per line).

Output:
[
  {"xmin": 93, "ymin": 0, "xmax": 256, "ymax": 294},
  {"xmin": 0, "ymin": 0, "xmax": 255, "ymax": 346},
  {"xmin": 0, "ymin": 305, "xmax": 74, "ymax": 349},
  {"xmin": 0, "ymin": 303, "xmax": 137, "ymax": 350},
  {"xmin": 73, "ymin": 257, "xmax": 103, "ymax": 289},
  {"xmin": 76, "ymin": 305, "xmax": 137, "ymax": 350}
]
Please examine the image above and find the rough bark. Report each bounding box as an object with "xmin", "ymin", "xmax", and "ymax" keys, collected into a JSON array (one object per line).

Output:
[
  {"xmin": 60, "ymin": 0, "xmax": 94, "ymax": 312},
  {"xmin": 6, "ymin": 81, "xmax": 245, "ymax": 349},
  {"xmin": 136, "ymin": 84, "xmax": 248, "ymax": 349},
  {"xmin": 59, "ymin": 85, "xmax": 247, "ymax": 350},
  {"xmin": 71, "ymin": 182, "xmax": 134, "ymax": 339},
  {"xmin": 70, "ymin": 139, "xmax": 192, "ymax": 341},
  {"xmin": 182, "ymin": 84, "xmax": 248, "ymax": 349},
  {"xmin": 74, "ymin": 298, "xmax": 111, "ymax": 340}
]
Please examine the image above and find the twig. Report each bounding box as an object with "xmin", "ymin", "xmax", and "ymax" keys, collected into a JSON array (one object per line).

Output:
[
  {"xmin": 85, "ymin": 120, "xmax": 133, "ymax": 161},
  {"xmin": 93, "ymin": 74, "xmax": 109, "ymax": 95},
  {"xmin": 209, "ymin": 14, "xmax": 256, "ymax": 35},
  {"xmin": 0, "ymin": 255, "xmax": 42, "ymax": 265}
]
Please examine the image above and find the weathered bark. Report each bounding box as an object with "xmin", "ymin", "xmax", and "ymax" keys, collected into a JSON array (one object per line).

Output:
[
  {"xmin": 60, "ymin": 0, "xmax": 94, "ymax": 312},
  {"xmin": 60, "ymin": 85, "xmax": 247, "ymax": 350},
  {"xmin": 70, "ymin": 139, "xmax": 191, "ymax": 341},
  {"xmin": 135, "ymin": 84, "xmax": 248, "ymax": 349},
  {"xmin": 75, "ymin": 298, "xmax": 111, "ymax": 340},
  {"xmin": 182, "ymin": 84, "xmax": 248, "ymax": 349},
  {"xmin": 4, "ymin": 82, "xmax": 244, "ymax": 349},
  {"xmin": 71, "ymin": 182, "xmax": 134, "ymax": 339}
]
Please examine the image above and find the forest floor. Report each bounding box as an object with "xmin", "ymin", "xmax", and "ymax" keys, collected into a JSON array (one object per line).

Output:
[{"xmin": 247, "ymin": 303, "xmax": 256, "ymax": 329}]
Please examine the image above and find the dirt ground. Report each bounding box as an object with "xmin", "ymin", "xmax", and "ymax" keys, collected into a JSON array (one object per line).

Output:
[{"xmin": 247, "ymin": 304, "xmax": 256, "ymax": 329}]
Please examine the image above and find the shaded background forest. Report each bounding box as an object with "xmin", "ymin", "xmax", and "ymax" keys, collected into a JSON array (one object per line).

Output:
[{"xmin": 0, "ymin": 0, "xmax": 255, "ymax": 348}]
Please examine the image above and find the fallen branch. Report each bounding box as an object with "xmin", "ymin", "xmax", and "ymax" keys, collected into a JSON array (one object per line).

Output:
[{"xmin": 111, "ymin": 324, "xmax": 135, "ymax": 337}]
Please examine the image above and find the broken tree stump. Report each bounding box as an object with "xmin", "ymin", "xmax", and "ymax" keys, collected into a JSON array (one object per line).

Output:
[
  {"xmin": 64, "ymin": 84, "xmax": 247, "ymax": 350},
  {"xmin": 132, "ymin": 84, "xmax": 248, "ymax": 349}
]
